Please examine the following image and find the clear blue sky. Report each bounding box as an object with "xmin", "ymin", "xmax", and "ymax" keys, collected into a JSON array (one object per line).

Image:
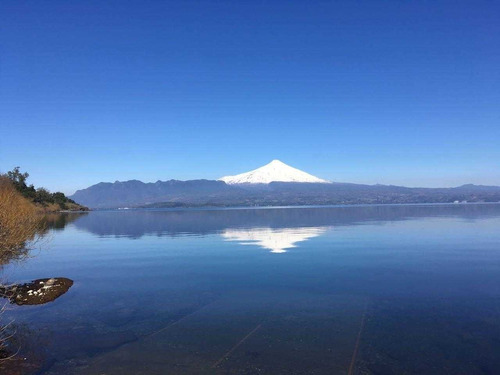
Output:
[{"xmin": 1, "ymin": 1, "xmax": 499, "ymax": 194}]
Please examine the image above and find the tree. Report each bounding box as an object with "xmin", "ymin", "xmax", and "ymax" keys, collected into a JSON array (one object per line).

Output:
[
  {"xmin": 34, "ymin": 188, "xmax": 53, "ymax": 204},
  {"xmin": 6, "ymin": 167, "xmax": 29, "ymax": 190}
]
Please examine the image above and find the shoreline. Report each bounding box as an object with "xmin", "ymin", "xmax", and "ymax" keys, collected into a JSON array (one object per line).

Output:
[{"xmin": 87, "ymin": 201, "xmax": 500, "ymax": 213}]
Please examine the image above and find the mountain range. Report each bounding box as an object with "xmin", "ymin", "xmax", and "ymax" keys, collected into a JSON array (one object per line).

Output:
[{"xmin": 70, "ymin": 160, "xmax": 500, "ymax": 209}]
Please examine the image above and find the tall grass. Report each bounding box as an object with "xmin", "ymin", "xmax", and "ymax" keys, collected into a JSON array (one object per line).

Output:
[
  {"xmin": 0, "ymin": 177, "xmax": 44, "ymax": 264},
  {"xmin": 0, "ymin": 178, "xmax": 47, "ymax": 365},
  {"xmin": 0, "ymin": 302, "xmax": 17, "ymax": 362}
]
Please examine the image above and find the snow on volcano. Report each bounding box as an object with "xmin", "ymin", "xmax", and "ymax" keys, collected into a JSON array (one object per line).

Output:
[{"xmin": 219, "ymin": 160, "xmax": 329, "ymax": 184}]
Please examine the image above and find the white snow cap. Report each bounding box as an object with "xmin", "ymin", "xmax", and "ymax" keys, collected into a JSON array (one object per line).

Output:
[{"xmin": 219, "ymin": 159, "xmax": 329, "ymax": 184}]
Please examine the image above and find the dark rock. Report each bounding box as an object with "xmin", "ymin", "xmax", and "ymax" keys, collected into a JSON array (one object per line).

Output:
[{"xmin": 0, "ymin": 278, "xmax": 73, "ymax": 305}]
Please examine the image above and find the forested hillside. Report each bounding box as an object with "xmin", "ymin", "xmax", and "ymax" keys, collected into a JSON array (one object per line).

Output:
[{"xmin": 4, "ymin": 167, "xmax": 88, "ymax": 211}]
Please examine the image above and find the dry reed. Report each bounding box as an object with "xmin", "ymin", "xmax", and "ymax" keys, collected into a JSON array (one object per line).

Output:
[{"xmin": 0, "ymin": 177, "xmax": 44, "ymax": 264}]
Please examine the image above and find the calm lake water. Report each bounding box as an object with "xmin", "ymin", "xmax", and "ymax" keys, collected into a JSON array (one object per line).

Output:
[{"xmin": 2, "ymin": 204, "xmax": 500, "ymax": 374}]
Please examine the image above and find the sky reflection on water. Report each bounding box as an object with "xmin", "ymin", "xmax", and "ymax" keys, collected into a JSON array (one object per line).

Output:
[{"xmin": 2, "ymin": 204, "xmax": 500, "ymax": 374}]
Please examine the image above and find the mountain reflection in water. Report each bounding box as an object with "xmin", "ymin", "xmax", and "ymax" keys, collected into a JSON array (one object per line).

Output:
[
  {"xmin": 71, "ymin": 204, "xmax": 500, "ymax": 239},
  {"xmin": 222, "ymin": 227, "xmax": 327, "ymax": 253}
]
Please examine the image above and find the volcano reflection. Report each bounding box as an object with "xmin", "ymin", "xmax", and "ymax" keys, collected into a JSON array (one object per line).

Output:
[{"xmin": 222, "ymin": 227, "xmax": 327, "ymax": 253}]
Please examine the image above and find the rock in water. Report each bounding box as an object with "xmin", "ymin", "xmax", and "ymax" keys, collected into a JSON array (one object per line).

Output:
[{"xmin": 0, "ymin": 278, "xmax": 74, "ymax": 305}]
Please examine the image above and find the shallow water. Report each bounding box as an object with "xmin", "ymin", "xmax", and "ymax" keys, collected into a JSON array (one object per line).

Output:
[{"xmin": 2, "ymin": 204, "xmax": 500, "ymax": 374}]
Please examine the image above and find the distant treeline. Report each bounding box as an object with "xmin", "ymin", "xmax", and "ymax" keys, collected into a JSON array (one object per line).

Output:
[{"xmin": 3, "ymin": 167, "xmax": 88, "ymax": 211}]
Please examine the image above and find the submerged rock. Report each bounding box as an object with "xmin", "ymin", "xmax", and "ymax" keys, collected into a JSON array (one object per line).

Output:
[{"xmin": 0, "ymin": 277, "xmax": 73, "ymax": 305}]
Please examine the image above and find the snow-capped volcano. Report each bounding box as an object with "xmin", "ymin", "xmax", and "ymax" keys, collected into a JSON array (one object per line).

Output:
[{"xmin": 219, "ymin": 160, "xmax": 329, "ymax": 184}]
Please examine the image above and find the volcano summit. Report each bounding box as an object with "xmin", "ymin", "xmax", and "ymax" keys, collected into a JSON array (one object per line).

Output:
[{"xmin": 219, "ymin": 160, "xmax": 329, "ymax": 184}]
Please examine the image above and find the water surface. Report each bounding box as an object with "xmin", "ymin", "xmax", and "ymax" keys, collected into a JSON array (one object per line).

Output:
[{"xmin": 2, "ymin": 204, "xmax": 500, "ymax": 374}]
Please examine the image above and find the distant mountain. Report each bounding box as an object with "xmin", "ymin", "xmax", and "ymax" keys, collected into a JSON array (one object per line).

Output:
[
  {"xmin": 69, "ymin": 160, "xmax": 500, "ymax": 209},
  {"xmin": 70, "ymin": 181, "xmax": 500, "ymax": 209},
  {"xmin": 219, "ymin": 160, "xmax": 329, "ymax": 184},
  {"xmin": 70, "ymin": 179, "xmax": 241, "ymax": 209}
]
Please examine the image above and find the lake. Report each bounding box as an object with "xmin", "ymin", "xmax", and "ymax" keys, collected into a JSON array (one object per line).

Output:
[{"xmin": 2, "ymin": 204, "xmax": 500, "ymax": 374}]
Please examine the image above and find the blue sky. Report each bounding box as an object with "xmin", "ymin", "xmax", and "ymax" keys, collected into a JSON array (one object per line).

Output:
[{"xmin": 1, "ymin": 1, "xmax": 499, "ymax": 194}]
